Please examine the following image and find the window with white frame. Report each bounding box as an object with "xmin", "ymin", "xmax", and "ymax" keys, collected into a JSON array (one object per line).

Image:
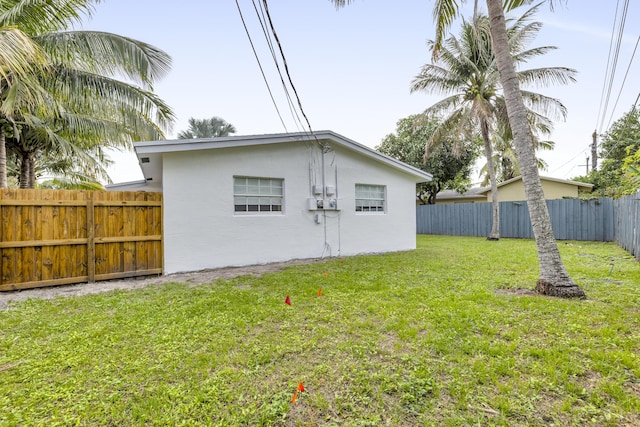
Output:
[
  {"xmin": 233, "ymin": 176, "xmax": 283, "ymax": 213},
  {"xmin": 355, "ymin": 184, "xmax": 385, "ymax": 213}
]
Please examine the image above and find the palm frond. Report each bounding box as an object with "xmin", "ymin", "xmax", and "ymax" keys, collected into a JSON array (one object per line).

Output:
[
  {"xmin": 0, "ymin": 0, "xmax": 97, "ymax": 35},
  {"xmin": 512, "ymin": 46, "xmax": 555, "ymax": 65},
  {"xmin": 432, "ymin": 0, "xmax": 463, "ymax": 59},
  {"xmin": 43, "ymin": 66, "xmax": 175, "ymax": 133},
  {"xmin": 36, "ymin": 30, "xmax": 171, "ymax": 87},
  {"xmin": 519, "ymin": 90, "xmax": 568, "ymax": 121},
  {"xmin": 411, "ymin": 64, "xmax": 467, "ymax": 95},
  {"xmin": 517, "ymin": 67, "xmax": 577, "ymax": 88}
]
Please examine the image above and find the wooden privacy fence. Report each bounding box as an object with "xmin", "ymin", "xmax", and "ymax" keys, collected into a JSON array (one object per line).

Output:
[
  {"xmin": 417, "ymin": 198, "xmax": 615, "ymax": 241},
  {"xmin": 614, "ymin": 192, "xmax": 640, "ymax": 261},
  {"xmin": 0, "ymin": 189, "xmax": 163, "ymax": 291},
  {"xmin": 417, "ymin": 195, "xmax": 640, "ymax": 261}
]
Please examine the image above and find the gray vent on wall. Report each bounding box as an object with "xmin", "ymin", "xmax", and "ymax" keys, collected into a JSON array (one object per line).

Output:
[{"xmin": 140, "ymin": 157, "xmax": 150, "ymax": 163}]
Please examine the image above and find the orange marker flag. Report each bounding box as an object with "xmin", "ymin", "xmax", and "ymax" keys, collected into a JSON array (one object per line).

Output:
[
  {"xmin": 285, "ymin": 295, "xmax": 291, "ymax": 305},
  {"xmin": 298, "ymin": 382, "xmax": 305, "ymax": 393},
  {"xmin": 291, "ymin": 390, "xmax": 298, "ymax": 404},
  {"xmin": 318, "ymin": 288, "xmax": 322, "ymax": 297}
]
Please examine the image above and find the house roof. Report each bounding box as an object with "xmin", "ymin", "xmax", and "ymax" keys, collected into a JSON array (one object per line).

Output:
[
  {"xmin": 437, "ymin": 186, "xmax": 489, "ymax": 200},
  {"xmin": 132, "ymin": 130, "xmax": 432, "ymax": 186},
  {"xmin": 477, "ymin": 175, "xmax": 595, "ymax": 193},
  {"xmin": 437, "ymin": 175, "xmax": 594, "ymax": 200}
]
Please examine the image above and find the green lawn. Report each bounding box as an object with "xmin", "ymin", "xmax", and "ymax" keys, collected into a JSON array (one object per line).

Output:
[{"xmin": 1, "ymin": 235, "xmax": 639, "ymax": 426}]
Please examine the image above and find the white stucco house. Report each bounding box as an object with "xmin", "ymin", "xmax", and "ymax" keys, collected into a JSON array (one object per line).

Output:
[{"xmin": 108, "ymin": 131, "xmax": 432, "ymax": 274}]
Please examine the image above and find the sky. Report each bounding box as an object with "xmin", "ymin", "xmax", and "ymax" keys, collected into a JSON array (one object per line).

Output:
[{"xmin": 80, "ymin": 0, "xmax": 640, "ymax": 184}]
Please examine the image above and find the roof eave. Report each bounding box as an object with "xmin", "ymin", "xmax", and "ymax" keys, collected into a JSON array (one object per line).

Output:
[{"xmin": 134, "ymin": 130, "xmax": 432, "ymax": 183}]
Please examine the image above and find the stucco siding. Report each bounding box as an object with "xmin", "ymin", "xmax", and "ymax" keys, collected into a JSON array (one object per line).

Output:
[
  {"xmin": 494, "ymin": 180, "xmax": 579, "ymax": 202},
  {"xmin": 539, "ymin": 180, "xmax": 579, "ymax": 200},
  {"xmin": 162, "ymin": 141, "xmax": 418, "ymax": 273}
]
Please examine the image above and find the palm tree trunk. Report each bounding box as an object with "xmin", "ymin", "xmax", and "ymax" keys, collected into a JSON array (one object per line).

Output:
[
  {"xmin": 485, "ymin": 0, "xmax": 585, "ymax": 298},
  {"xmin": 19, "ymin": 152, "xmax": 31, "ymax": 188},
  {"xmin": 481, "ymin": 120, "xmax": 500, "ymax": 240},
  {"xmin": 0, "ymin": 128, "xmax": 7, "ymax": 189},
  {"xmin": 28, "ymin": 154, "xmax": 36, "ymax": 188}
]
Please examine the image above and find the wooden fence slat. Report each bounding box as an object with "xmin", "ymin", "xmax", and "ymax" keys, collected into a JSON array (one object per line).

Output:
[
  {"xmin": 0, "ymin": 275, "xmax": 90, "ymax": 292},
  {"xmin": 87, "ymin": 197, "xmax": 95, "ymax": 283}
]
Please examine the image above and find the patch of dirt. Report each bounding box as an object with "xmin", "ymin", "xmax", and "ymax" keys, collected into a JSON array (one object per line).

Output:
[
  {"xmin": 0, "ymin": 258, "xmax": 323, "ymax": 311},
  {"xmin": 494, "ymin": 287, "xmax": 538, "ymax": 296}
]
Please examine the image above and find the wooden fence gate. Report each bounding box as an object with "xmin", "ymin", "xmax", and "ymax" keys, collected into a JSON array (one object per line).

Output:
[{"xmin": 0, "ymin": 189, "xmax": 163, "ymax": 291}]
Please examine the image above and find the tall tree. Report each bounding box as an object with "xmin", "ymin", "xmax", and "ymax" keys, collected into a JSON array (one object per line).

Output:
[
  {"xmin": 0, "ymin": 24, "xmax": 49, "ymax": 188},
  {"xmin": 484, "ymin": 0, "xmax": 585, "ymax": 298},
  {"xmin": 0, "ymin": 0, "xmax": 174, "ymax": 188},
  {"xmin": 331, "ymin": 0, "xmax": 586, "ymax": 298},
  {"xmin": 412, "ymin": 7, "xmax": 573, "ymax": 239},
  {"xmin": 377, "ymin": 114, "xmax": 477, "ymax": 204},
  {"xmin": 575, "ymin": 107, "xmax": 640, "ymax": 197},
  {"xmin": 177, "ymin": 117, "xmax": 236, "ymax": 139},
  {"xmin": 6, "ymin": 120, "xmax": 114, "ymax": 188}
]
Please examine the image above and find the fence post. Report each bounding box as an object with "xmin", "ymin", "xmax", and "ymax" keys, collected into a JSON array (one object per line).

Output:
[{"xmin": 87, "ymin": 196, "xmax": 95, "ymax": 283}]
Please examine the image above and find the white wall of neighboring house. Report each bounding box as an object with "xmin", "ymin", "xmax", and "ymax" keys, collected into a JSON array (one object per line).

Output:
[{"xmin": 161, "ymin": 140, "xmax": 420, "ymax": 274}]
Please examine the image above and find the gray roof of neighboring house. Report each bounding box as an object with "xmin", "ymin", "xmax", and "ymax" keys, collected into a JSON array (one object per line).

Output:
[
  {"xmin": 492, "ymin": 175, "xmax": 594, "ymax": 190},
  {"xmin": 437, "ymin": 186, "xmax": 489, "ymax": 200},
  {"xmin": 126, "ymin": 130, "xmax": 432, "ymax": 188}
]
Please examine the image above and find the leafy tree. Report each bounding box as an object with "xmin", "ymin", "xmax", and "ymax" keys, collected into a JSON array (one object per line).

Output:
[
  {"xmin": 622, "ymin": 146, "xmax": 640, "ymax": 189},
  {"xmin": 411, "ymin": 6, "xmax": 572, "ymax": 239},
  {"xmin": 177, "ymin": 117, "xmax": 237, "ymax": 139},
  {"xmin": 575, "ymin": 107, "xmax": 640, "ymax": 197},
  {"xmin": 1, "ymin": 0, "xmax": 175, "ymax": 188},
  {"xmin": 331, "ymin": 0, "xmax": 586, "ymax": 298},
  {"xmin": 377, "ymin": 115, "xmax": 478, "ymax": 204}
]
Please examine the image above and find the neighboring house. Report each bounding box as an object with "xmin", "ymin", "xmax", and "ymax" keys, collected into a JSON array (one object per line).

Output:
[
  {"xmin": 435, "ymin": 176, "xmax": 593, "ymax": 204},
  {"xmin": 433, "ymin": 186, "xmax": 488, "ymax": 204},
  {"xmin": 108, "ymin": 131, "xmax": 432, "ymax": 274}
]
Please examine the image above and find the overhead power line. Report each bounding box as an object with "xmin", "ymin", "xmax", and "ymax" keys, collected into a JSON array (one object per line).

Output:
[
  {"xmin": 234, "ymin": 0, "xmax": 288, "ymax": 131},
  {"xmin": 260, "ymin": 0, "xmax": 314, "ymax": 134},
  {"xmin": 605, "ymin": 32, "xmax": 640, "ymax": 130},
  {"xmin": 251, "ymin": 0, "xmax": 305, "ymax": 132},
  {"xmin": 595, "ymin": 0, "xmax": 621, "ymax": 131},
  {"xmin": 550, "ymin": 145, "xmax": 591, "ymax": 175},
  {"xmin": 596, "ymin": 0, "xmax": 630, "ymax": 134}
]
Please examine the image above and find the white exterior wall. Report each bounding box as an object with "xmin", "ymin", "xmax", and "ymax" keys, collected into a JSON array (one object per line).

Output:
[{"xmin": 162, "ymin": 142, "xmax": 419, "ymax": 273}]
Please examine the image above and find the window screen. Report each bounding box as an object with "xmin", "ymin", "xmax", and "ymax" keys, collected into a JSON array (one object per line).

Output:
[
  {"xmin": 355, "ymin": 184, "xmax": 385, "ymax": 212},
  {"xmin": 234, "ymin": 177, "xmax": 283, "ymax": 213}
]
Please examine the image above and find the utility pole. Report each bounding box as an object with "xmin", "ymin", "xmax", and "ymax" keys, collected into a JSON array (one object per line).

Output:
[
  {"xmin": 578, "ymin": 156, "xmax": 590, "ymax": 175},
  {"xmin": 591, "ymin": 130, "xmax": 598, "ymax": 171}
]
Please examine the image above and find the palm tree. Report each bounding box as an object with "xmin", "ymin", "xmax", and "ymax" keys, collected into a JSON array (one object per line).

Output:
[
  {"xmin": 0, "ymin": 0, "xmax": 175, "ymax": 188},
  {"xmin": 7, "ymin": 142, "xmax": 110, "ymax": 190},
  {"xmin": 177, "ymin": 117, "xmax": 237, "ymax": 139},
  {"xmin": 435, "ymin": 0, "xmax": 585, "ymax": 298},
  {"xmin": 411, "ymin": 8, "xmax": 573, "ymax": 240},
  {"xmin": 0, "ymin": 25, "xmax": 50, "ymax": 188},
  {"xmin": 478, "ymin": 122, "xmax": 555, "ymax": 185},
  {"xmin": 6, "ymin": 119, "xmax": 115, "ymax": 188},
  {"xmin": 331, "ymin": 0, "xmax": 586, "ymax": 298}
]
